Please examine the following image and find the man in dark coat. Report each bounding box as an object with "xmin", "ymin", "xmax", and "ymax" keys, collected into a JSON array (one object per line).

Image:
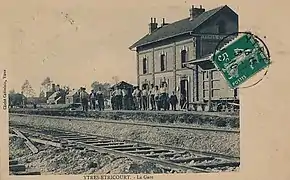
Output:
[
  {"xmin": 80, "ymin": 87, "xmax": 89, "ymax": 112},
  {"xmin": 96, "ymin": 87, "xmax": 105, "ymax": 111},
  {"xmin": 149, "ymin": 84, "xmax": 155, "ymax": 110},
  {"xmin": 169, "ymin": 91, "xmax": 178, "ymax": 111},
  {"xmin": 122, "ymin": 88, "xmax": 129, "ymax": 110},
  {"xmin": 89, "ymin": 89, "xmax": 97, "ymax": 110}
]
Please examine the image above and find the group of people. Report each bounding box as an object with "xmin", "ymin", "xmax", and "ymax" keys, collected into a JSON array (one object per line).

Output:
[
  {"xmin": 110, "ymin": 86, "xmax": 131, "ymax": 110},
  {"xmin": 111, "ymin": 83, "xmax": 187, "ymax": 111},
  {"xmin": 79, "ymin": 87, "xmax": 105, "ymax": 112},
  {"xmin": 131, "ymin": 83, "xmax": 179, "ymax": 111},
  {"xmin": 79, "ymin": 82, "xmax": 188, "ymax": 112}
]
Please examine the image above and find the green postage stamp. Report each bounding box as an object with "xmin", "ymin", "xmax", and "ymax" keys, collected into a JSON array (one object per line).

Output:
[{"xmin": 212, "ymin": 32, "xmax": 271, "ymax": 89}]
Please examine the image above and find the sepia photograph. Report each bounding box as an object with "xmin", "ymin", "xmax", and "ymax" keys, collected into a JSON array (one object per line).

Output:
[
  {"xmin": 3, "ymin": 0, "xmax": 289, "ymax": 180},
  {"xmin": 7, "ymin": 3, "xmax": 241, "ymax": 176}
]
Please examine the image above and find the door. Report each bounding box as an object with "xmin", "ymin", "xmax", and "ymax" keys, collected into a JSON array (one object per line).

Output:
[{"xmin": 180, "ymin": 79, "xmax": 189, "ymax": 109}]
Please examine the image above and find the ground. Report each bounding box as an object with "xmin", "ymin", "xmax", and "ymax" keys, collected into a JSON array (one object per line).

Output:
[
  {"xmin": 9, "ymin": 110, "xmax": 240, "ymax": 175},
  {"xmin": 10, "ymin": 136, "xmax": 172, "ymax": 175}
]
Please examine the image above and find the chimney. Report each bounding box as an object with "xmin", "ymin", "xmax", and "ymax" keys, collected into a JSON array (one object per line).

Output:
[
  {"xmin": 51, "ymin": 83, "xmax": 56, "ymax": 92},
  {"xmin": 189, "ymin": 5, "xmax": 205, "ymax": 20},
  {"xmin": 148, "ymin": 17, "xmax": 158, "ymax": 34},
  {"xmin": 161, "ymin": 18, "xmax": 169, "ymax": 27}
]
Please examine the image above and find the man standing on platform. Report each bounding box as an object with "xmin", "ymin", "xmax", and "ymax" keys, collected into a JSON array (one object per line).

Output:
[
  {"xmin": 80, "ymin": 87, "xmax": 89, "ymax": 112},
  {"xmin": 96, "ymin": 87, "xmax": 105, "ymax": 111},
  {"xmin": 89, "ymin": 89, "xmax": 97, "ymax": 110},
  {"xmin": 132, "ymin": 86, "xmax": 141, "ymax": 110},
  {"xmin": 149, "ymin": 84, "xmax": 155, "ymax": 110},
  {"xmin": 114, "ymin": 87, "xmax": 122, "ymax": 110},
  {"xmin": 141, "ymin": 86, "xmax": 148, "ymax": 110},
  {"xmin": 122, "ymin": 88, "xmax": 128, "ymax": 110},
  {"xmin": 159, "ymin": 83, "xmax": 168, "ymax": 110},
  {"xmin": 154, "ymin": 86, "xmax": 161, "ymax": 111},
  {"xmin": 169, "ymin": 91, "xmax": 178, "ymax": 111}
]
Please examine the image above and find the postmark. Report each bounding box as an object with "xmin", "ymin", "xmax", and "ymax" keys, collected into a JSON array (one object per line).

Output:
[{"xmin": 212, "ymin": 31, "xmax": 271, "ymax": 89}]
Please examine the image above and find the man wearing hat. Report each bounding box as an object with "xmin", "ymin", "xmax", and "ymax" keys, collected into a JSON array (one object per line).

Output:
[{"xmin": 80, "ymin": 87, "xmax": 89, "ymax": 112}]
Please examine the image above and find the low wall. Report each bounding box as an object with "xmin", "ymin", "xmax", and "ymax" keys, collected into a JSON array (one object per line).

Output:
[{"xmin": 9, "ymin": 108, "xmax": 240, "ymax": 129}]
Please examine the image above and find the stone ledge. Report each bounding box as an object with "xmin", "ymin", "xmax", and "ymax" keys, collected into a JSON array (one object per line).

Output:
[{"xmin": 9, "ymin": 109, "xmax": 240, "ymax": 129}]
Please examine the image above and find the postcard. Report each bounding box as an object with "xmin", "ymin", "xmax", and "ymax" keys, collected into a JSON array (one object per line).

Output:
[{"xmin": 1, "ymin": 1, "xmax": 289, "ymax": 180}]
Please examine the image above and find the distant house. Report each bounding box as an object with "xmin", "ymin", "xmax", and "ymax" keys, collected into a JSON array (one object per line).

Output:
[
  {"xmin": 46, "ymin": 83, "xmax": 68, "ymax": 104},
  {"xmin": 65, "ymin": 89, "xmax": 80, "ymax": 104},
  {"xmin": 47, "ymin": 91, "xmax": 59, "ymax": 104},
  {"xmin": 110, "ymin": 81, "xmax": 134, "ymax": 94},
  {"xmin": 45, "ymin": 83, "xmax": 57, "ymax": 99},
  {"xmin": 110, "ymin": 81, "xmax": 135, "ymax": 109},
  {"xmin": 46, "ymin": 91, "xmax": 66, "ymax": 104}
]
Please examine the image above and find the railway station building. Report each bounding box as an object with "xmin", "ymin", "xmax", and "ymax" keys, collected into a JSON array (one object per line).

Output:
[{"xmin": 129, "ymin": 5, "xmax": 239, "ymax": 108}]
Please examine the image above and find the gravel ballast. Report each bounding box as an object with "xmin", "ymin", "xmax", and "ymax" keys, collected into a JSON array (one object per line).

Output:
[
  {"xmin": 9, "ymin": 139, "xmax": 167, "ymax": 175},
  {"xmin": 9, "ymin": 115, "xmax": 240, "ymax": 157},
  {"xmin": 9, "ymin": 136, "xmax": 32, "ymax": 160}
]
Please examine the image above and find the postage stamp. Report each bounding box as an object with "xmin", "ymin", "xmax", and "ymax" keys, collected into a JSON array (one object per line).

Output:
[{"xmin": 212, "ymin": 32, "xmax": 271, "ymax": 89}]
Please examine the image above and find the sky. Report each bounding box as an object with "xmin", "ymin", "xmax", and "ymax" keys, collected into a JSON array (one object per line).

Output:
[{"xmin": 4, "ymin": 0, "xmax": 288, "ymax": 94}]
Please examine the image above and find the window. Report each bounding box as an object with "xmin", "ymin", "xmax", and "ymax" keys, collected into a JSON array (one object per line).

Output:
[
  {"xmin": 203, "ymin": 90, "xmax": 207, "ymax": 98},
  {"xmin": 234, "ymin": 88, "xmax": 238, "ymax": 98},
  {"xmin": 142, "ymin": 57, "xmax": 147, "ymax": 74},
  {"xmin": 181, "ymin": 50, "xmax": 187, "ymax": 68},
  {"xmin": 202, "ymin": 71, "xmax": 209, "ymax": 80},
  {"xmin": 217, "ymin": 20, "xmax": 226, "ymax": 34},
  {"xmin": 212, "ymin": 70, "xmax": 219, "ymax": 80},
  {"xmin": 160, "ymin": 54, "xmax": 165, "ymax": 71},
  {"xmin": 202, "ymin": 82, "xmax": 206, "ymax": 89}
]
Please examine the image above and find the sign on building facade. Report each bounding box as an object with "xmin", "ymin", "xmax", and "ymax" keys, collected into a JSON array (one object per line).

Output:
[{"xmin": 200, "ymin": 34, "xmax": 227, "ymax": 40}]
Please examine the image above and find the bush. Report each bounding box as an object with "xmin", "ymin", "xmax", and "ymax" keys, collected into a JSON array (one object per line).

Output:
[
  {"xmin": 215, "ymin": 119, "xmax": 227, "ymax": 127},
  {"xmin": 229, "ymin": 119, "xmax": 240, "ymax": 128}
]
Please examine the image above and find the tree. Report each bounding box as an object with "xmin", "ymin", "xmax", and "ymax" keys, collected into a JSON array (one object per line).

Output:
[
  {"xmin": 39, "ymin": 90, "xmax": 45, "ymax": 98},
  {"xmin": 41, "ymin": 77, "xmax": 53, "ymax": 92},
  {"xmin": 21, "ymin": 80, "xmax": 36, "ymax": 97},
  {"xmin": 9, "ymin": 93, "xmax": 26, "ymax": 108},
  {"xmin": 9, "ymin": 89, "xmax": 16, "ymax": 94},
  {"xmin": 112, "ymin": 76, "xmax": 119, "ymax": 84}
]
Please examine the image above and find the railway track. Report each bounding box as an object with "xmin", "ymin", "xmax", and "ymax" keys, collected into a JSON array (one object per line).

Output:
[
  {"xmin": 10, "ymin": 124, "xmax": 240, "ymax": 173},
  {"xmin": 10, "ymin": 113, "xmax": 239, "ymax": 133},
  {"xmin": 9, "ymin": 159, "xmax": 41, "ymax": 175}
]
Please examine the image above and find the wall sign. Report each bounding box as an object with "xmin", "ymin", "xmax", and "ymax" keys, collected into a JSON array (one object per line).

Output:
[{"xmin": 201, "ymin": 35, "xmax": 227, "ymax": 40}]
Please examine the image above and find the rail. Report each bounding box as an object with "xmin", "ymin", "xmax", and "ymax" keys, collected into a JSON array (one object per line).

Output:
[
  {"xmin": 10, "ymin": 113, "xmax": 240, "ymax": 133},
  {"xmin": 10, "ymin": 124, "xmax": 240, "ymax": 173}
]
